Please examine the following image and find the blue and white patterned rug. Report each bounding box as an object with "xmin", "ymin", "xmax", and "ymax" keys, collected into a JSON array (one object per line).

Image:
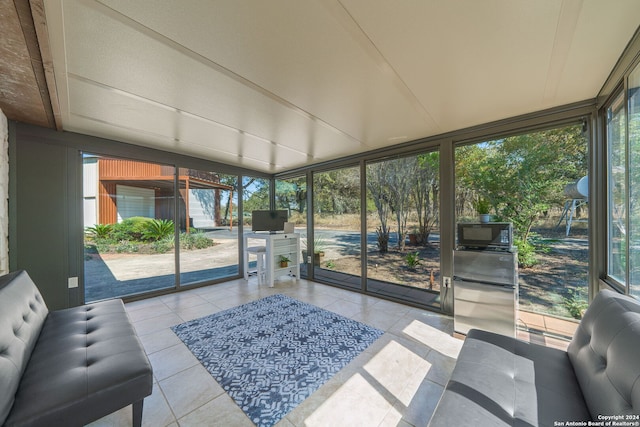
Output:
[{"xmin": 171, "ymin": 294, "xmax": 384, "ymax": 427}]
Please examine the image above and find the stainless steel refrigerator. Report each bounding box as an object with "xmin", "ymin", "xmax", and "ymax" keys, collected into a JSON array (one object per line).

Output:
[{"xmin": 453, "ymin": 249, "xmax": 518, "ymax": 337}]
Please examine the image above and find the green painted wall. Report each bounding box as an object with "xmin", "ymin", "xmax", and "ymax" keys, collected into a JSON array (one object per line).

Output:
[{"xmin": 10, "ymin": 134, "xmax": 75, "ymax": 310}]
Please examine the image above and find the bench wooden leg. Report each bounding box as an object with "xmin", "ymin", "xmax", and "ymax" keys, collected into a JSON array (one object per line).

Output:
[{"xmin": 133, "ymin": 399, "xmax": 144, "ymax": 427}]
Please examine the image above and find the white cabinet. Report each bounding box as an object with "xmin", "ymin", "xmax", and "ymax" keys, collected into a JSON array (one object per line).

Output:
[
  {"xmin": 267, "ymin": 233, "xmax": 300, "ymax": 286},
  {"xmin": 243, "ymin": 232, "xmax": 300, "ymax": 287}
]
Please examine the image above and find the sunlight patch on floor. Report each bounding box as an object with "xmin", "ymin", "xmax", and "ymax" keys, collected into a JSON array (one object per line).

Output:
[
  {"xmin": 304, "ymin": 373, "xmax": 401, "ymax": 426},
  {"xmin": 364, "ymin": 340, "xmax": 432, "ymax": 406},
  {"xmin": 304, "ymin": 339, "xmax": 436, "ymax": 426},
  {"xmin": 402, "ymin": 319, "xmax": 463, "ymax": 358}
]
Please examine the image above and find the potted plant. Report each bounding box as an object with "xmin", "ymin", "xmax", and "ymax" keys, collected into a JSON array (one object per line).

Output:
[
  {"xmin": 279, "ymin": 255, "xmax": 290, "ymax": 268},
  {"xmin": 474, "ymin": 197, "xmax": 491, "ymax": 223}
]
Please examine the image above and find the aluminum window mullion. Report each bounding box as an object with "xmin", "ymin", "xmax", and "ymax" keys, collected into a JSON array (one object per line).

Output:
[{"xmin": 625, "ymin": 77, "xmax": 632, "ymax": 293}]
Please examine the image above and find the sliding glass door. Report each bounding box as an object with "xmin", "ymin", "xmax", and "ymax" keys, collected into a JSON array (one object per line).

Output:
[
  {"xmin": 455, "ymin": 124, "xmax": 589, "ymax": 336},
  {"xmin": 83, "ymin": 154, "xmax": 176, "ymax": 301},
  {"xmin": 179, "ymin": 169, "xmax": 239, "ymax": 286},
  {"xmin": 276, "ymin": 176, "xmax": 307, "ymax": 274},
  {"xmin": 365, "ymin": 152, "xmax": 441, "ymax": 308},
  {"xmin": 242, "ymin": 176, "xmax": 272, "ymax": 263},
  {"xmin": 83, "ymin": 154, "xmax": 244, "ymax": 301},
  {"xmin": 312, "ymin": 166, "xmax": 361, "ymax": 290}
]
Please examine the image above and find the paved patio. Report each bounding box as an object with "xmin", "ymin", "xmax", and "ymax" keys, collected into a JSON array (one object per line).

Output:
[{"xmin": 518, "ymin": 309, "xmax": 579, "ymax": 339}]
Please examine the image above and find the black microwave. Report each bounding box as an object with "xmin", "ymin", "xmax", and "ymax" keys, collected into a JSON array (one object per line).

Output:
[{"xmin": 457, "ymin": 222, "xmax": 513, "ymax": 250}]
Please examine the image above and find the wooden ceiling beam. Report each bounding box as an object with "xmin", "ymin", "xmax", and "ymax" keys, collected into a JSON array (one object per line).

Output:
[{"xmin": 0, "ymin": 0, "xmax": 58, "ymax": 129}]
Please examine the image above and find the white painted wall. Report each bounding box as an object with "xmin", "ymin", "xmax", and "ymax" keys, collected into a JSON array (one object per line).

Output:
[
  {"xmin": 189, "ymin": 189, "xmax": 217, "ymax": 228},
  {"xmin": 82, "ymin": 156, "xmax": 98, "ymax": 227},
  {"xmin": 116, "ymin": 184, "xmax": 155, "ymax": 221},
  {"xmin": 0, "ymin": 109, "xmax": 8, "ymax": 274}
]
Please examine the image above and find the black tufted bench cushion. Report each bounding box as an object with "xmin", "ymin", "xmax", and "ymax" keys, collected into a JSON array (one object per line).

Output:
[
  {"xmin": 429, "ymin": 289, "xmax": 640, "ymax": 426},
  {"xmin": 0, "ymin": 270, "xmax": 152, "ymax": 427},
  {"xmin": 567, "ymin": 289, "xmax": 640, "ymax": 417}
]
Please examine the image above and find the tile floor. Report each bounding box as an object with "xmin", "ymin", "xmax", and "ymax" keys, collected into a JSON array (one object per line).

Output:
[{"xmin": 86, "ymin": 277, "xmax": 550, "ymax": 427}]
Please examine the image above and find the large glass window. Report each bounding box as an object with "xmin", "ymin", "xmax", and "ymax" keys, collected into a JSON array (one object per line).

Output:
[
  {"xmin": 83, "ymin": 155, "xmax": 245, "ymax": 301},
  {"xmin": 455, "ymin": 125, "xmax": 589, "ymax": 335},
  {"xmin": 628, "ymin": 64, "xmax": 640, "ymax": 298},
  {"xmin": 179, "ymin": 169, "xmax": 238, "ymax": 286},
  {"xmin": 242, "ymin": 176, "xmax": 272, "ymax": 271},
  {"xmin": 366, "ymin": 153, "xmax": 441, "ymax": 308},
  {"xmin": 606, "ymin": 61, "xmax": 640, "ymax": 299},
  {"xmin": 312, "ymin": 166, "xmax": 361, "ymax": 290},
  {"xmin": 242, "ymin": 176, "xmax": 270, "ymax": 213},
  {"xmin": 607, "ymin": 93, "xmax": 627, "ymax": 285},
  {"xmin": 83, "ymin": 155, "xmax": 176, "ymax": 301},
  {"xmin": 276, "ymin": 176, "xmax": 307, "ymax": 274},
  {"xmin": 275, "ymin": 176, "xmax": 307, "ymax": 226}
]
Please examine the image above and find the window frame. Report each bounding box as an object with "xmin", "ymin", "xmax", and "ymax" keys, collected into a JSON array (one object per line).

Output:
[{"xmin": 602, "ymin": 57, "xmax": 640, "ymax": 296}]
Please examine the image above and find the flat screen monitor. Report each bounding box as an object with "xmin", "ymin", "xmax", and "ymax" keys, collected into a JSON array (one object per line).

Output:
[{"xmin": 251, "ymin": 210, "xmax": 288, "ymax": 232}]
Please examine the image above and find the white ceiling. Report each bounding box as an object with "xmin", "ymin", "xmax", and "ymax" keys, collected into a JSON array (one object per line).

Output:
[{"xmin": 44, "ymin": 0, "xmax": 640, "ymax": 173}]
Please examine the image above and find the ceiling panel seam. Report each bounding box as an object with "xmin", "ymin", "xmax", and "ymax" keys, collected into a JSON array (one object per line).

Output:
[
  {"xmin": 84, "ymin": 0, "xmax": 366, "ymax": 148},
  {"xmin": 70, "ymin": 111, "xmax": 275, "ymax": 168},
  {"xmin": 542, "ymin": 0, "xmax": 583, "ymax": 105},
  {"xmin": 66, "ymin": 72, "xmax": 317, "ymax": 161},
  {"xmin": 327, "ymin": 0, "xmax": 441, "ymax": 132}
]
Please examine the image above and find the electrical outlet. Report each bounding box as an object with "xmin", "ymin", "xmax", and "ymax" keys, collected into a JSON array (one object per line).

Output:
[
  {"xmin": 68, "ymin": 277, "xmax": 78, "ymax": 288},
  {"xmin": 443, "ymin": 276, "xmax": 451, "ymax": 288}
]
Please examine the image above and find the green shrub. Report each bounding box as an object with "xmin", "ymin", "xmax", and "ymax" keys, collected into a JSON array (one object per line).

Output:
[
  {"xmin": 84, "ymin": 218, "xmax": 216, "ymax": 254},
  {"xmin": 115, "ymin": 239, "xmax": 139, "ymax": 253},
  {"xmin": 111, "ymin": 217, "xmax": 153, "ymax": 241},
  {"xmin": 514, "ymin": 237, "xmax": 538, "ymax": 268},
  {"xmin": 143, "ymin": 219, "xmax": 174, "ymax": 241},
  {"xmin": 563, "ymin": 289, "xmax": 588, "ymax": 319},
  {"xmin": 180, "ymin": 231, "xmax": 214, "ymax": 250},
  {"xmin": 405, "ymin": 251, "xmax": 421, "ymax": 269},
  {"xmin": 94, "ymin": 241, "xmax": 112, "ymax": 253},
  {"xmin": 151, "ymin": 236, "xmax": 175, "ymax": 253},
  {"xmin": 85, "ymin": 223, "xmax": 112, "ymax": 239}
]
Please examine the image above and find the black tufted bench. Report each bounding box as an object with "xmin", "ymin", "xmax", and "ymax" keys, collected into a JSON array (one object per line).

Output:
[
  {"xmin": 429, "ymin": 289, "xmax": 640, "ymax": 426},
  {"xmin": 0, "ymin": 270, "xmax": 153, "ymax": 427}
]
